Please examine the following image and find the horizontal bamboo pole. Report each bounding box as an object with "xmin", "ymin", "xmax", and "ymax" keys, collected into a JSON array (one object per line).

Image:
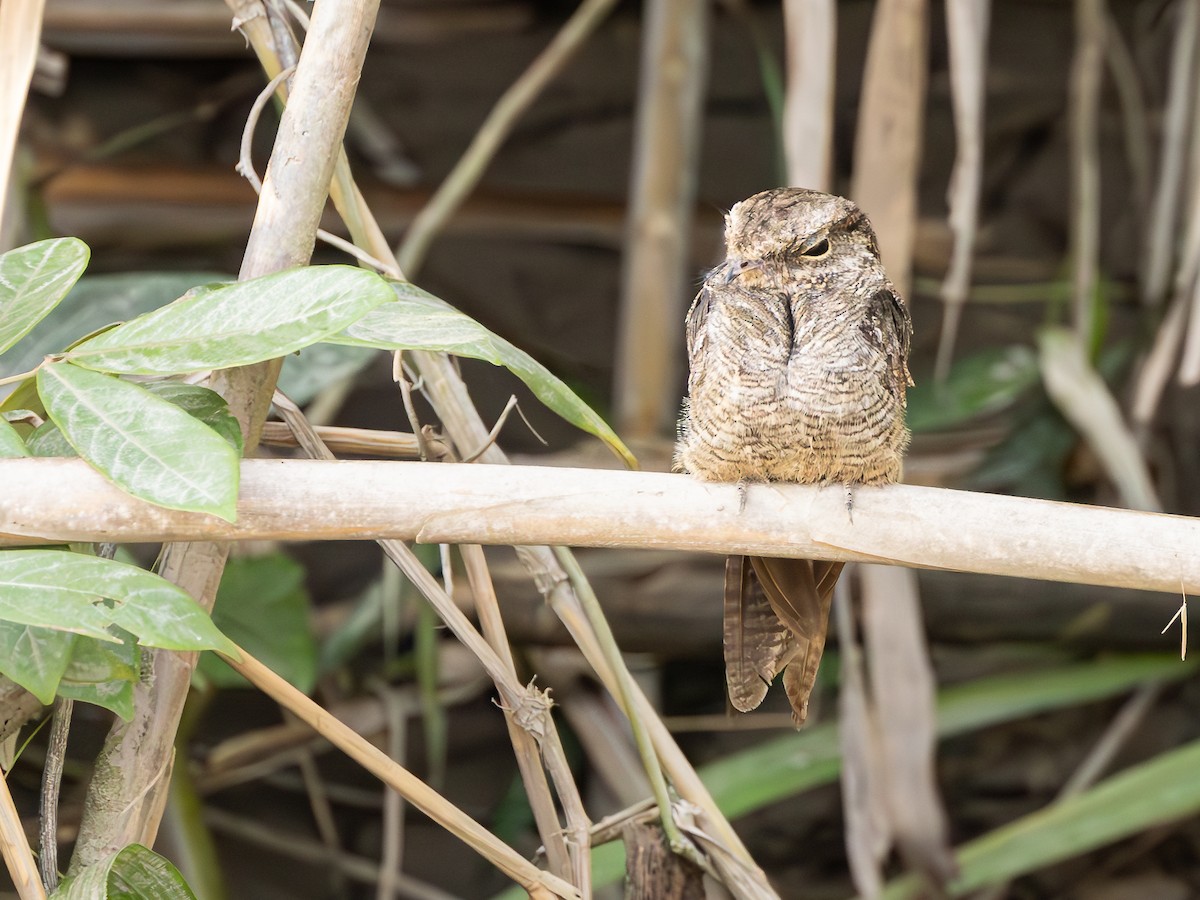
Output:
[{"xmin": 1, "ymin": 458, "xmax": 1196, "ymax": 595}]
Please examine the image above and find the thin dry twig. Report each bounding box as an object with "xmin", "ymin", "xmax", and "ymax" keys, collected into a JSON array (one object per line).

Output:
[
  {"xmin": 236, "ymin": 62, "xmax": 400, "ymax": 277},
  {"xmin": 37, "ymin": 698, "xmax": 70, "ymax": 891},
  {"xmin": 1069, "ymin": 0, "xmax": 1106, "ymax": 347},
  {"xmin": 461, "ymin": 546, "xmax": 588, "ymax": 890},
  {"xmin": 373, "ymin": 684, "xmax": 407, "ymax": 900},
  {"xmin": 221, "ymin": 645, "xmax": 579, "ymax": 899},
  {"xmin": 396, "ymin": 0, "xmax": 620, "ymax": 276}
]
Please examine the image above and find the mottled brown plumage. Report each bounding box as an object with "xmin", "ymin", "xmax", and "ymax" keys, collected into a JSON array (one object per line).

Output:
[{"xmin": 676, "ymin": 187, "xmax": 912, "ymax": 724}]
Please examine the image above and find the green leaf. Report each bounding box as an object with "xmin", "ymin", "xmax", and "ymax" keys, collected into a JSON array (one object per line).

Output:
[
  {"xmin": 140, "ymin": 381, "xmax": 244, "ymax": 454},
  {"xmin": 0, "ymin": 620, "xmax": 76, "ymax": 703},
  {"xmin": 330, "ymin": 280, "xmax": 636, "ymax": 468},
  {"xmin": 0, "ymin": 238, "xmax": 90, "ymax": 356},
  {"xmin": 29, "ymin": 381, "xmax": 244, "ymax": 458},
  {"xmin": 198, "ymin": 554, "xmax": 316, "ymax": 693},
  {"xmin": 52, "ymin": 844, "xmax": 198, "ymax": 900},
  {"xmin": 58, "ymin": 675, "xmax": 136, "ymax": 721},
  {"xmin": 907, "ymin": 345, "xmax": 1040, "ymax": 433},
  {"xmin": 0, "ymin": 549, "xmax": 237, "ymax": 655},
  {"xmin": 881, "ymin": 737, "xmax": 1200, "ymax": 899},
  {"xmin": 64, "ymin": 265, "xmax": 394, "ymax": 375},
  {"xmin": 37, "ymin": 362, "xmax": 240, "ymax": 520},
  {"xmin": 1, "ymin": 272, "xmax": 226, "ymax": 381},
  {"xmin": 700, "ymin": 653, "xmax": 1195, "ymax": 820},
  {"xmin": 0, "ymin": 417, "xmax": 28, "ymax": 457},
  {"xmin": 26, "ymin": 419, "xmax": 77, "ymax": 458},
  {"xmin": 57, "ymin": 631, "xmax": 140, "ymax": 720}
]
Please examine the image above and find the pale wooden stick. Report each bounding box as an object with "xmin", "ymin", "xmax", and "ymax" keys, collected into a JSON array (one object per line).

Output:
[{"xmin": 2, "ymin": 458, "xmax": 1198, "ymax": 596}]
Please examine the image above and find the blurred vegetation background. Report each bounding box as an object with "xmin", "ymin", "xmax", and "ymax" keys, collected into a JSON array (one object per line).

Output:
[{"xmin": 5, "ymin": 0, "xmax": 1200, "ymax": 897}]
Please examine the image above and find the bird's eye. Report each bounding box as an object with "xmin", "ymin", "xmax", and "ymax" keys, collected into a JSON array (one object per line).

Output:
[{"xmin": 802, "ymin": 238, "xmax": 831, "ymax": 258}]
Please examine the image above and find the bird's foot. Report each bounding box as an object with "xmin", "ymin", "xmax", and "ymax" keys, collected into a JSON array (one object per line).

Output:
[
  {"xmin": 844, "ymin": 483, "xmax": 856, "ymax": 524},
  {"xmin": 737, "ymin": 481, "xmax": 748, "ymax": 513}
]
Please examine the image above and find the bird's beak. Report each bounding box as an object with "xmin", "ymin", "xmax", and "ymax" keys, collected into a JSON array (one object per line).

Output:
[{"xmin": 722, "ymin": 258, "xmax": 762, "ymax": 283}]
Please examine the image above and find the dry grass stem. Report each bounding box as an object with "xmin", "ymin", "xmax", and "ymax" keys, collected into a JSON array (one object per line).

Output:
[
  {"xmin": 395, "ymin": 0, "xmax": 620, "ymax": 277},
  {"xmin": 0, "ymin": 760, "xmax": 46, "ymax": 900},
  {"xmin": 1038, "ymin": 328, "xmax": 1162, "ymax": 511},
  {"xmin": 259, "ymin": 421, "xmax": 424, "ymax": 457},
  {"xmin": 934, "ymin": 0, "xmax": 989, "ymax": 382},
  {"xmin": 1131, "ymin": 282, "xmax": 1190, "ymax": 428},
  {"xmin": 1069, "ymin": 0, "xmax": 1105, "ymax": 346},
  {"xmin": 222, "ymin": 646, "xmax": 580, "ymax": 899},
  {"xmin": 1140, "ymin": 0, "xmax": 1198, "ymax": 308},
  {"xmin": 834, "ymin": 579, "xmax": 889, "ymax": 898},
  {"xmin": 861, "ymin": 565, "xmax": 955, "ymax": 886}
]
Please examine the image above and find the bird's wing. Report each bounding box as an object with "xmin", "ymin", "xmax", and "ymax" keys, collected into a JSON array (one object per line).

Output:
[
  {"xmin": 684, "ymin": 283, "xmax": 711, "ymax": 360},
  {"xmin": 724, "ymin": 555, "xmax": 796, "ymax": 712},
  {"xmin": 862, "ymin": 287, "xmax": 913, "ymax": 403}
]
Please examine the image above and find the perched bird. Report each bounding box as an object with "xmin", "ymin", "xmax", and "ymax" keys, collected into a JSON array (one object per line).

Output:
[{"xmin": 675, "ymin": 187, "xmax": 912, "ymax": 724}]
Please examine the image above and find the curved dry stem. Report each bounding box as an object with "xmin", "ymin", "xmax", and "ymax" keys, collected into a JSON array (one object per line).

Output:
[{"xmin": 395, "ymin": 0, "xmax": 621, "ymax": 277}]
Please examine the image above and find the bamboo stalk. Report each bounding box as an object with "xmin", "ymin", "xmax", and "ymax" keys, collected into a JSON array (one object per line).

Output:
[
  {"xmin": 67, "ymin": 0, "xmax": 382, "ymax": 872},
  {"xmin": 1, "ymin": 458, "xmax": 1197, "ymax": 595}
]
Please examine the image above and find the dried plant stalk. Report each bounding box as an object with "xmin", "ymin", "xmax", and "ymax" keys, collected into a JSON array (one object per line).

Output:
[
  {"xmin": 934, "ymin": 0, "xmax": 990, "ymax": 382},
  {"xmin": 1068, "ymin": 0, "xmax": 1105, "ymax": 347},
  {"xmin": 223, "ymin": 646, "xmax": 580, "ymax": 899},
  {"xmin": 614, "ymin": 0, "xmax": 709, "ymax": 437},
  {"xmin": 782, "ymin": 0, "xmax": 835, "ymax": 192}
]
